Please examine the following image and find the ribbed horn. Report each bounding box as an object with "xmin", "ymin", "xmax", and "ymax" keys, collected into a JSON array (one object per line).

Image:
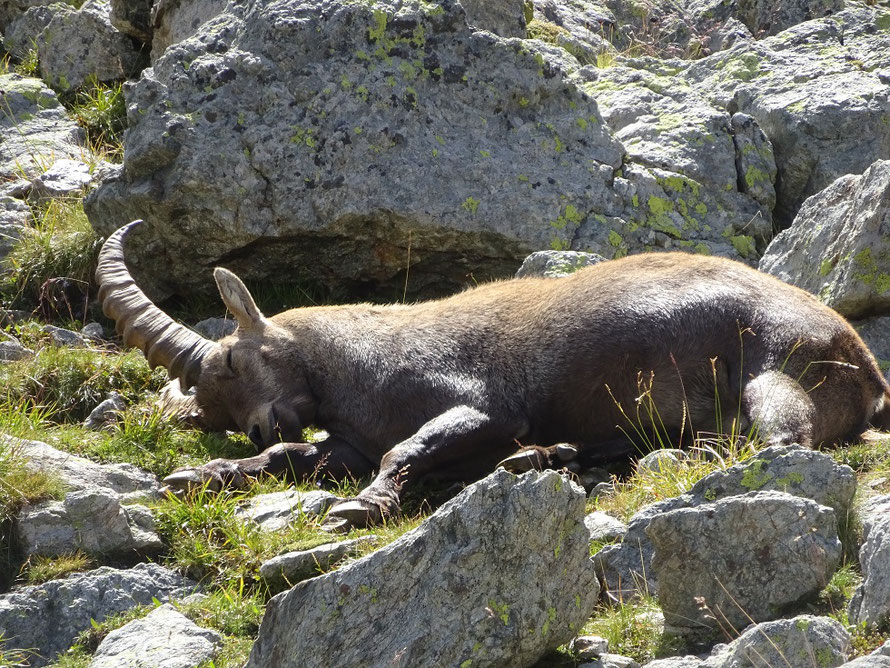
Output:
[{"xmin": 96, "ymin": 221, "xmax": 218, "ymax": 388}]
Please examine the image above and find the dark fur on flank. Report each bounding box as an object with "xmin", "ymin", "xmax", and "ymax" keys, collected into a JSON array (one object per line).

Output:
[{"xmin": 97, "ymin": 222, "xmax": 890, "ymax": 528}]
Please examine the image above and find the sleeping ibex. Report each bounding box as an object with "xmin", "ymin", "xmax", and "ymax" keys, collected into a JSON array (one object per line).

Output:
[{"xmin": 97, "ymin": 221, "xmax": 890, "ymax": 529}]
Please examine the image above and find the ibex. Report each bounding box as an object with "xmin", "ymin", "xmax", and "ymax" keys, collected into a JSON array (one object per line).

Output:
[{"xmin": 97, "ymin": 221, "xmax": 890, "ymax": 529}]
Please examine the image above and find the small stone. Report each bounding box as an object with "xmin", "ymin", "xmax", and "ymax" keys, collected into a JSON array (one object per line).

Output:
[
  {"xmin": 42, "ymin": 324, "xmax": 87, "ymax": 347},
  {"xmin": 192, "ymin": 317, "xmax": 237, "ymax": 341},
  {"xmin": 83, "ymin": 391, "xmax": 127, "ymax": 429},
  {"xmin": 584, "ymin": 511, "xmax": 628, "ymax": 543},
  {"xmin": 81, "ymin": 322, "xmax": 105, "ymax": 340},
  {"xmin": 570, "ymin": 635, "xmax": 610, "ymax": 660},
  {"xmin": 636, "ymin": 449, "xmax": 686, "ymax": 473},
  {"xmin": 259, "ymin": 536, "xmax": 378, "ymax": 593},
  {"xmin": 236, "ymin": 490, "xmax": 340, "ymax": 531}
]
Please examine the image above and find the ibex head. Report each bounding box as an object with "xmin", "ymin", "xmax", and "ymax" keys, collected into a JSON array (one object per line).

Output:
[{"xmin": 96, "ymin": 221, "xmax": 311, "ymax": 449}]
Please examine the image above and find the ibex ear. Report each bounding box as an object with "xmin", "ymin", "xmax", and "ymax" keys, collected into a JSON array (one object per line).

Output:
[{"xmin": 214, "ymin": 267, "xmax": 265, "ymax": 331}]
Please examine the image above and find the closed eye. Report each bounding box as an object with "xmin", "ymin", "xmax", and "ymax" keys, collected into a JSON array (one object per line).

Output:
[{"xmin": 225, "ymin": 348, "xmax": 234, "ymax": 372}]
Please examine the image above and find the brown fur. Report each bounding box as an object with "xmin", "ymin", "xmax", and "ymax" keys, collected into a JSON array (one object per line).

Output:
[{"xmin": 106, "ymin": 248, "xmax": 890, "ymax": 527}]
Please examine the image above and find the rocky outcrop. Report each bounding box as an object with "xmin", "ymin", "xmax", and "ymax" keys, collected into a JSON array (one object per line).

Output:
[
  {"xmin": 247, "ymin": 470, "xmax": 598, "ymax": 667},
  {"xmin": 0, "ymin": 563, "xmax": 196, "ymax": 667},
  {"xmin": 515, "ymin": 249, "xmax": 606, "ymax": 278},
  {"xmin": 760, "ymin": 160, "xmax": 890, "ymax": 319},
  {"xmin": 260, "ymin": 536, "xmax": 378, "ymax": 593},
  {"xmin": 649, "ymin": 491, "xmax": 840, "ymax": 635},
  {"xmin": 594, "ymin": 445, "xmax": 855, "ymax": 601},
  {"xmin": 88, "ymin": 604, "xmax": 222, "ymax": 668},
  {"xmin": 85, "ymin": 0, "xmax": 631, "ymax": 301},
  {"xmin": 848, "ymin": 495, "xmax": 890, "ymax": 628}
]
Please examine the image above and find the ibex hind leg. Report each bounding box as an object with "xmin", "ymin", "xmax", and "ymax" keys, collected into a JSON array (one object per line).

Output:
[{"xmin": 741, "ymin": 370, "xmax": 815, "ymax": 448}]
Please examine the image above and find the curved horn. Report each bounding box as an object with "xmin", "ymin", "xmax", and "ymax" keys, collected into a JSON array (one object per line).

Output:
[{"xmin": 96, "ymin": 220, "xmax": 218, "ymax": 388}]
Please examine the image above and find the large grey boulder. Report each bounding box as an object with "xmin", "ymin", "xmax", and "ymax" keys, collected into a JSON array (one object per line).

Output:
[
  {"xmin": 576, "ymin": 64, "xmax": 775, "ymax": 261},
  {"xmin": 150, "ymin": 0, "xmax": 228, "ymax": 62},
  {"xmin": 760, "ymin": 160, "xmax": 890, "ymax": 320},
  {"xmin": 89, "ymin": 603, "xmax": 222, "ymax": 668},
  {"xmin": 85, "ymin": 0, "xmax": 627, "ymax": 301},
  {"xmin": 594, "ymin": 445, "xmax": 855, "ymax": 601},
  {"xmin": 461, "ymin": 0, "xmax": 527, "ymax": 37},
  {"xmin": 0, "ymin": 563, "xmax": 196, "ymax": 667},
  {"xmin": 36, "ymin": 0, "xmax": 147, "ymax": 93},
  {"xmin": 247, "ymin": 470, "xmax": 598, "ymax": 667},
  {"xmin": 0, "ymin": 74, "xmax": 84, "ymax": 189},
  {"xmin": 16, "ymin": 488, "xmax": 163, "ymax": 558},
  {"xmin": 649, "ymin": 491, "xmax": 841, "ymax": 635},
  {"xmin": 684, "ymin": 6, "xmax": 890, "ymax": 227},
  {"xmin": 2, "ymin": 3, "xmax": 56, "ymax": 60},
  {"xmin": 848, "ymin": 495, "xmax": 890, "ymax": 628},
  {"xmin": 6, "ymin": 435, "xmax": 163, "ymax": 501}
]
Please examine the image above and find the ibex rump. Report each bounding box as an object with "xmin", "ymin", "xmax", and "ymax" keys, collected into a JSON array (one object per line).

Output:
[{"xmin": 96, "ymin": 221, "xmax": 890, "ymax": 529}]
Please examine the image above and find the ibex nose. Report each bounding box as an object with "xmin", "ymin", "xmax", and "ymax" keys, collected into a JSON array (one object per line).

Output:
[{"xmin": 248, "ymin": 424, "xmax": 264, "ymax": 449}]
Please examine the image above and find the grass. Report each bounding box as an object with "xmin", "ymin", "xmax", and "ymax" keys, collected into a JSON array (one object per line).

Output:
[
  {"xmin": 21, "ymin": 551, "xmax": 92, "ymax": 585},
  {"xmin": 66, "ymin": 78, "xmax": 126, "ymax": 162}
]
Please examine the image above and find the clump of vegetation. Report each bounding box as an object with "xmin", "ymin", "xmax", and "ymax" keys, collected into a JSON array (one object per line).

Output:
[
  {"xmin": 67, "ymin": 78, "xmax": 127, "ymax": 161},
  {"xmin": 22, "ymin": 551, "xmax": 92, "ymax": 585}
]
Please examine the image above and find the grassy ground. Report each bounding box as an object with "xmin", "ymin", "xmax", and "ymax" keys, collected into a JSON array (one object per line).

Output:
[{"xmin": 1, "ymin": 178, "xmax": 890, "ymax": 667}]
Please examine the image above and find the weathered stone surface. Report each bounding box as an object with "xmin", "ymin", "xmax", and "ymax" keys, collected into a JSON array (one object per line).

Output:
[
  {"xmin": 84, "ymin": 391, "xmax": 127, "ymax": 429},
  {"xmin": 36, "ymin": 0, "xmax": 146, "ymax": 94},
  {"xmin": 192, "ymin": 316, "xmax": 237, "ymax": 341},
  {"xmin": 82, "ymin": 322, "xmax": 106, "ymax": 340},
  {"xmin": 637, "ymin": 449, "xmax": 686, "ymax": 473},
  {"xmin": 2, "ymin": 3, "xmax": 56, "ymax": 59},
  {"xmin": 43, "ymin": 323, "xmax": 88, "ymax": 347},
  {"xmin": 649, "ymin": 491, "xmax": 840, "ymax": 634},
  {"xmin": 260, "ymin": 536, "xmax": 377, "ymax": 593},
  {"xmin": 461, "ymin": 0, "xmax": 527, "ymax": 37},
  {"xmin": 89, "ymin": 603, "xmax": 222, "ymax": 668},
  {"xmin": 109, "ymin": 0, "xmax": 152, "ymax": 43},
  {"xmin": 235, "ymin": 489, "xmax": 339, "ymax": 531},
  {"xmin": 848, "ymin": 495, "xmax": 890, "ymax": 628},
  {"xmin": 150, "ymin": 0, "xmax": 228, "ymax": 63},
  {"xmin": 16, "ymin": 488, "xmax": 163, "ymax": 557},
  {"xmin": 577, "ymin": 61, "xmax": 774, "ymax": 261},
  {"xmin": 247, "ymin": 470, "xmax": 598, "ymax": 667},
  {"xmin": 31, "ymin": 158, "xmax": 99, "ymax": 199},
  {"xmin": 0, "ymin": 338, "xmax": 33, "ymax": 362},
  {"xmin": 0, "ymin": 196, "xmax": 31, "ymax": 261},
  {"xmin": 0, "ymin": 74, "xmax": 84, "ymax": 186},
  {"xmin": 86, "ymin": 0, "xmax": 626, "ymax": 301},
  {"xmin": 515, "ymin": 250, "xmax": 606, "ymax": 278},
  {"xmin": 584, "ymin": 511, "xmax": 627, "ymax": 543},
  {"xmin": 594, "ymin": 445, "xmax": 855, "ymax": 601},
  {"xmin": 684, "ymin": 7, "xmax": 890, "ymax": 227},
  {"xmin": 703, "ymin": 615, "xmax": 850, "ymax": 667},
  {"xmin": 7, "ymin": 435, "xmax": 163, "ymax": 501},
  {"xmin": 570, "ymin": 634, "xmax": 610, "ymax": 660},
  {"xmin": 584, "ymin": 654, "xmax": 640, "ymax": 668},
  {"xmin": 855, "ymin": 316, "xmax": 890, "ymax": 368},
  {"xmin": 0, "ymin": 563, "xmax": 196, "ymax": 667},
  {"xmin": 842, "ymin": 657, "xmax": 890, "ymax": 667},
  {"xmin": 642, "ymin": 658, "xmax": 703, "ymax": 668},
  {"xmin": 760, "ymin": 160, "xmax": 890, "ymax": 319}
]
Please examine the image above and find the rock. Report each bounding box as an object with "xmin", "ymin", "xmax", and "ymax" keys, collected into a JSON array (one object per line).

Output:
[
  {"xmin": 85, "ymin": 0, "xmax": 627, "ymax": 302},
  {"xmin": 0, "ymin": 338, "xmax": 33, "ymax": 362},
  {"xmin": 855, "ymin": 317, "xmax": 890, "ymax": 367},
  {"xmin": 760, "ymin": 160, "xmax": 890, "ymax": 320},
  {"xmin": 150, "ymin": 0, "xmax": 228, "ymax": 63},
  {"xmin": 874, "ymin": 639, "xmax": 890, "ymax": 657},
  {"xmin": 31, "ymin": 158, "xmax": 100, "ymax": 199},
  {"xmin": 702, "ymin": 615, "xmax": 850, "ymax": 667},
  {"xmin": 589, "ymin": 481, "xmax": 615, "ymax": 501},
  {"xmin": 842, "ymin": 658, "xmax": 890, "ymax": 667},
  {"xmin": 584, "ymin": 511, "xmax": 627, "ymax": 543},
  {"xmin": 515, "ymin": 250, "xmax": 606, "ymax": 278},
  {"xmin": 81, "ymin": 322, "xmax": 106, "ymax": 341},
  {"xmin": 0, "ymin": 74, "xmax": 84, "ymax": 186},
  {"xmin": 235, "ymin": 489, "xmax": 340, "ymax": 531},
  {"xmin": 594, "ymin": 444, "xmax": 855, "ymax": 601},
  {"xmin": 2, "ymin": 3, "xmax": 55, "ymax": 59},
  {"xmin": 6, "ymin": 435, "xmax": 163, "ymax": 501},
  {"xmin": 16, "ymin": 488, "xmax": 163, "ymax": 558},
  {"xmin": 461, "ymin": 0, "xmax": 527, "ymax": 37},
  {"xmin": 848, "ymin": 495, "xmax": 890, "ymax": 628},
  {"xmin": 83, "ymin": 391, "xmax": 127, "ymax": 429},
  {"xmin": 583, "ymin": 654, "xmax": 640, "ymax": 668},
  {"xmin": 0, "ymin": 196, "xmax": 31, "ymax": 261},
  {"xmin": 578, "ymin": 62, "xmax": 774, "ymax": 261},
  {"xmin": 36, "ymin": 0, "xmax": 147, "ymax": 93},
  {"xmin": 684, "ymin": 7, "xmax": 890, "ymax": 227},
  {"xmin": 42, "ymin": 324, "xmax": 88, "ymax": 347},
  {"xmin": 109, "ymin": 0, "xmax": 152, "ymax": 43},
  {"xmin": 643, "ymin": 658, "xmax": 703, "ymax": 668},
  {"xmin": 0, "ymin": 563, "xmax": 196, "ymax": 667},
  {"xmin": 649, "ymin": 491, "xmax": 840, "ymax": 635},
  {"xmin": 570, "ymin": 634, "xmax": 610, "ymax": 660},
  {"xmin": 259, "ymin": 536, "xmax": 378, "ymax": 593},
  {"xmin": 636, "ymin": 449, "xmax": 686, "ymax": 473},
  {"xmin": 192, "ymin": 316, "xmax": 237, "ymax": 341},
  {"xmin": 89, "ymin": 603, "xmax": 222, "ymax": 668},
  {"xmin": 247, "ymin": 470, "xmax": 598, "ymax": 667}
]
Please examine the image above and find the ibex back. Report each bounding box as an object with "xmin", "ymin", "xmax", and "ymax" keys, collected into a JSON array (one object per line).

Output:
[{"xmin": 96, "ymin": 221, "xmax": 890, "ymax": 529}]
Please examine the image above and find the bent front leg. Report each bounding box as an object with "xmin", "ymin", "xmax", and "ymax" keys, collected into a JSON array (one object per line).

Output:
[
  {"xmin": 163, "ymin": 438, "xmax": 375, "ymax": 494},
  {"xmin": 326, "ymin": 405, "xmax": 527, "ymax": 529}
]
